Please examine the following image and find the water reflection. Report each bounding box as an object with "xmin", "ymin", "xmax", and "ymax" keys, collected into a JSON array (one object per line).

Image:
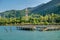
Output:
[
  {"xmin": 0, "ymin": 26, "xmax": 60, "ymax": 40},
  {"xmin": 4, "ymin": 27, "xmax": 8, "ymax": 32},
  {"xmin": 0, "ymin": 26, "xmax": 16, "ymax": 32}
]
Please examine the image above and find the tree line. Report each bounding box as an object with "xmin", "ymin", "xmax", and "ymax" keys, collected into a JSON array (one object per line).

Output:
[{"xmin": 0, "ymin": 13, "xmax": 60, "ymax": 25}]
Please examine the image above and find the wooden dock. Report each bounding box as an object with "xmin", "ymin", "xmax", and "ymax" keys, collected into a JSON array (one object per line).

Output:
[
  {"xmin": 16, "ymin": 25, "xmax": 60, "ymax": 31},
  {"xmin": 16, "ymin": 25, "xmax": 36, "ymax": 31}
]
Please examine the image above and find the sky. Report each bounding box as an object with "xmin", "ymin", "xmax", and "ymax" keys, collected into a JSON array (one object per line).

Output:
[{"xmin": 0, "ymin": 0, "xmax": 51, "ymax": 12}]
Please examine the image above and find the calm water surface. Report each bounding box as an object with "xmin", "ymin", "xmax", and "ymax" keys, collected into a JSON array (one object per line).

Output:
[{"xmin": 0, "ymin": 26, "xmax": 60, "ymax": 40}]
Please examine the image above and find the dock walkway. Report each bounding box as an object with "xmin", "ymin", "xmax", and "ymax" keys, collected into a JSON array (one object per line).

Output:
[{"xmin": 16, "ymin": 25, "xmax": 60, "ymax": 31}]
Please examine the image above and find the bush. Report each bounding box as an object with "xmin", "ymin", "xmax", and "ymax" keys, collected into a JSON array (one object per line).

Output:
[{"xmin": 44, "ymin": 22, "xmax": 49, "ymax": 25}]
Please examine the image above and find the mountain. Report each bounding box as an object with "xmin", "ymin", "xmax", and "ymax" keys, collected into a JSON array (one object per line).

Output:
[
  {"xmin": 0, "ymin": 9, "xmax": 31, "ymax": 18},
  {"xmin": 0, "ymin": 10, "xmax": 25, "ymax": 18},
  {"xmin": 0, "ymin": 0, "xmax": 60, "ymax": 18},
  {"xmin": 31, "ymin": 0, "xmax": 60, "ymax": 15}
]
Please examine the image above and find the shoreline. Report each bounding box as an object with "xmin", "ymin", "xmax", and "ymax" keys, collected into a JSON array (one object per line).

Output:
[
  {"xmin": 0, "ymin": 24, "xmax": 60, "ymax": 31},
  {"xmin": 0, "ymin": 23, "xmax": 60, "ymax": 26}
]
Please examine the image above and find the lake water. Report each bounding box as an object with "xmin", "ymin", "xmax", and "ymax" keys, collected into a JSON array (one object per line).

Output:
[{"xmin": 0, "ymin": 26, "xmax": 60, "ymax": 40}]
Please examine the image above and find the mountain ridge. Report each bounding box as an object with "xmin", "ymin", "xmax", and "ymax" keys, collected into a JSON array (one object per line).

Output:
[
  {"xmin": 0, "ymin": 0, "xmax": 60, "ymax": 18},
  {"xmin": 31, "ymin": 0, "xmax": 60, "ymax": 15}
]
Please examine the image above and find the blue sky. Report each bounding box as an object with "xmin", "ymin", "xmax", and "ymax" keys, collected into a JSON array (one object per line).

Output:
[{"xmin": 0, "ymin": 0, "xmax": 51, "ymax": 12}]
